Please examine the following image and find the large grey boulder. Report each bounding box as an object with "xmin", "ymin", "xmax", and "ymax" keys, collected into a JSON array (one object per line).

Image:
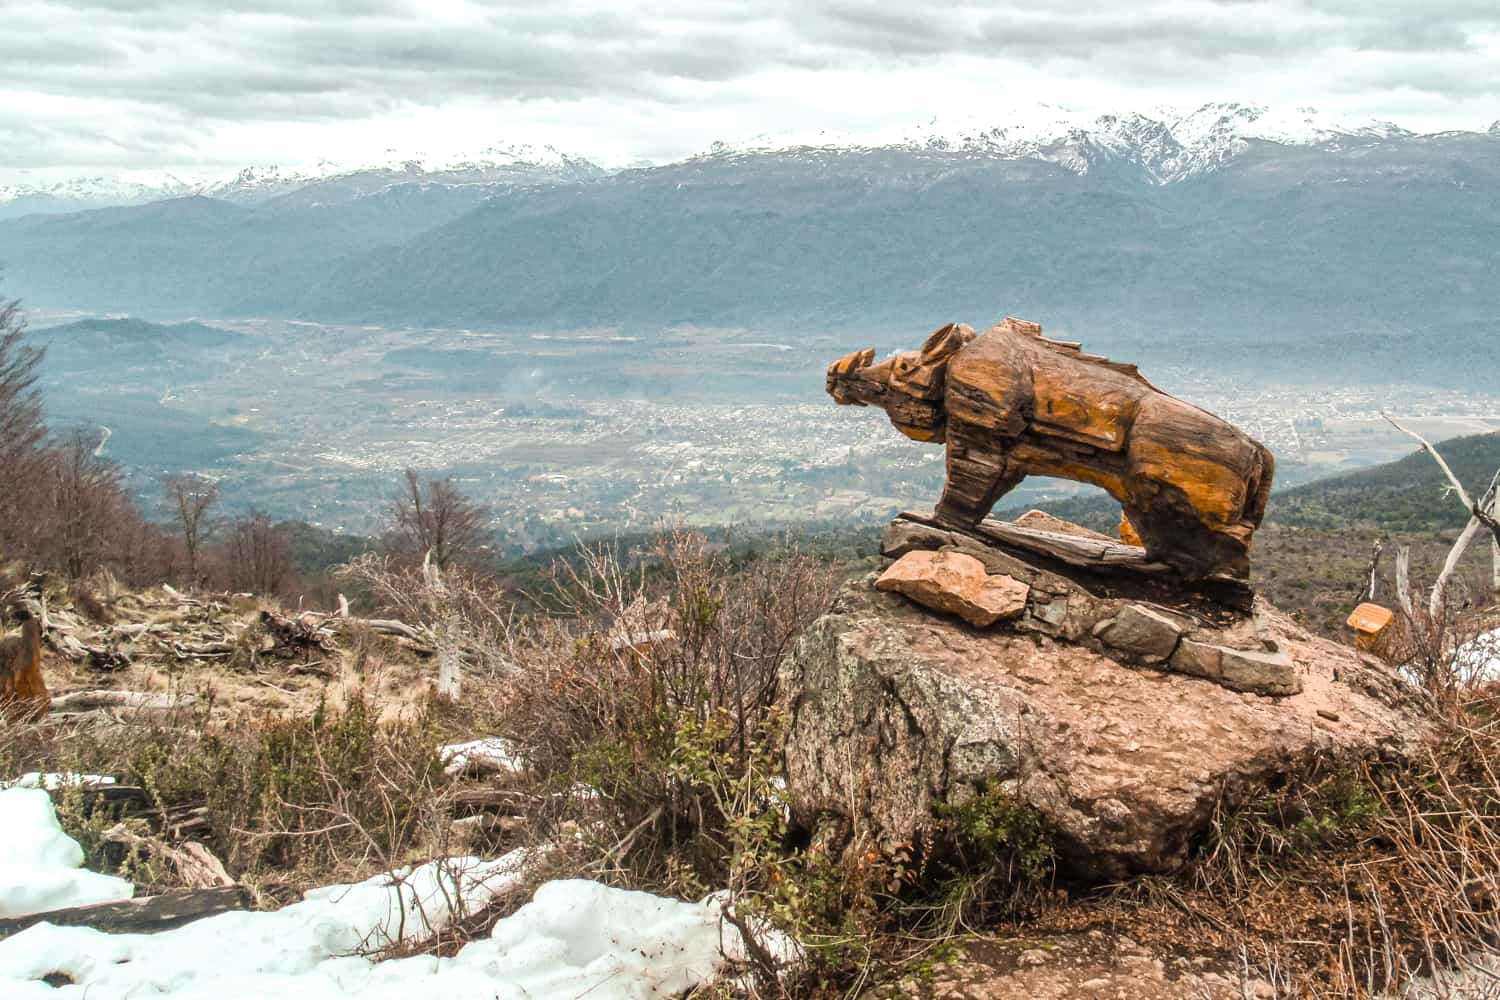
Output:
[{"xmin": 780, "ymin": 575, "xmax": 1428, "ymax": 877}]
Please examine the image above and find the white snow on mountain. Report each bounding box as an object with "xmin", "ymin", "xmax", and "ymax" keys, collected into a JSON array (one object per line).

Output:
[
  {"xmin": 1, "ymin": 105, "xmax": 1492, "ymax": 214},
  {"xmin": 0, "ymin": 143, "xmax": 602, "ymax": 214},
  {"xmin": 193, "ymin": 143, "xmax": 601, "ymax": 202},
  {"xmin": 706, "ymin": 102, "xmax": 1433, "ymax": 184},
  {"xmin": 0, "ymin": 171, "xmax": 193, "ymax": 209}
]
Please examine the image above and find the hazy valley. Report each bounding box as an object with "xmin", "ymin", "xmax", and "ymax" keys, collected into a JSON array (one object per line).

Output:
[
  {"xmin": 6, "ymin": 104, "xmax": 1499, "ymax": 551},
  {"xmin": 19, "ymin": 307, "xmax": 1496, "ymax": 559}
]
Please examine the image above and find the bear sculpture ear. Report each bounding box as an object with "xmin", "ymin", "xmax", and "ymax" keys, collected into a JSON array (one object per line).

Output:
[
  {"xmin": 890, "ymin": 323, "xmax": 973, "ymax": 401},
  {"xmin": 918, "ymin": 322, "xmax": 976, "ymax": 362}
]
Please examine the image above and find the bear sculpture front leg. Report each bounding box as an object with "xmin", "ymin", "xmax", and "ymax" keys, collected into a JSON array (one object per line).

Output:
[{"xmin": 934, "ymin": 431, "xmax": 1023, "ymax": 528}]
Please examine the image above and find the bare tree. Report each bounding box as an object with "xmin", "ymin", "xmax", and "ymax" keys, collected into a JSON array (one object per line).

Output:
[
  {"xmin": 0, "ymin": 287, "xmax": 47, "ymax": 555},
  {"xmin": 164, "ymin": 474, "xmax": 219, "ymax": 586},
  {"xmin": 44, "ymin": 427, "xmax": 132, "ymax": 579},
  {"xmin": 224, "ymin": 510, "xmax": 291, "ymax": 596},
  {"xmin": 387, "ymin": 469, "xmax": 491, "ymax": 570},
  {"xmin": 1382, "ymin": 414, "xmax": 1500, "ymax": 615}
]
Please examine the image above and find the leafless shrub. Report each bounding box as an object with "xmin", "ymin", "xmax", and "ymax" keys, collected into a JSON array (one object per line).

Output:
[{"xmin": 482, "ymin": 530, "xmax": 830, "ymax": 866}]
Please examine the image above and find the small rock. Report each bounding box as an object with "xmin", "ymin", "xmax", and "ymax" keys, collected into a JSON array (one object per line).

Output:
[
  {"xmin": 1220, "ymin": 645, "xmax": 1301, "ymax": 696},
  {"xmin": 1092, "ymin": 604, "xmax": 1182, "ymax": 663},
  {"xmin": 876, "ymin": 550, "xmax": 1028, "ymax": 627},
  {"xmin": 1018, "ymin": 948, "xmax": 1050, "ymax": 967},
  {"xmin": 1317, "ymin": 708, "xmax": 1340, "ymax": 722}
]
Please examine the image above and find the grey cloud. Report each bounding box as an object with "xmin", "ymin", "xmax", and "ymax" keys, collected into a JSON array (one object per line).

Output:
[{"xmin": 2, "ymin": 0, "xmax": 1497, "ymax": 173}]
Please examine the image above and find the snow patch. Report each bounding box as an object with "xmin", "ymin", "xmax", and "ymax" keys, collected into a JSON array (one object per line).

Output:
[
  {"xmin": 0, "ymin": 775, "xmax": 783, "ymax": 999},
  {"xmin": 0, "ymin": 787, "xmax": 134, "ymax": 918},
  {"xmin": 1455, "ymin": 628, "xmax": 1500, "ymax": 686}
]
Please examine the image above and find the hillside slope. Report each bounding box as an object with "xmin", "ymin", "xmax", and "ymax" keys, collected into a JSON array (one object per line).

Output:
[
  {"xmin": 2, "ymin": 131, "xmax": 1497, "ymax": 386},
  {"xmin": 1273, "ymin": 431, "xmax": 1500, "ymax": 531}
]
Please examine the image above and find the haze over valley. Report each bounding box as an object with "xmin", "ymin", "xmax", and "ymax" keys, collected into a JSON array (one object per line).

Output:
[{"xmin": 3, "ymin": 104, "xmax": 1494, "ymax": 548}]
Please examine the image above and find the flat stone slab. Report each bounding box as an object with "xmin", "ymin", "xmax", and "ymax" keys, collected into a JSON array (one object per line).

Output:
[
  {"xmin": 781, "ymin": 574, "xmax": 1427, "ymax": 877},
  {"xmin": 876, "ymin": 550, "xmax": 1029, "ymax": 627}
]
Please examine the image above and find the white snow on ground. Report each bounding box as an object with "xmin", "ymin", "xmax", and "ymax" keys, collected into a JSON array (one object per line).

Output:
[
  {"xmin": 2, "ymin": 773, "xmax": 116, "ymax": 790},
  {"xmin": 438, "ymin": 736, "xmax": 522, "ymax": 778},
  {"xmin": 0, "ymin": 788, "xmax": 134, "ymax": 918},
  {"xmin": 1402, "ymin": 628, "xmax": 1500, "ymax": 690},
  {"xmin": 0, "ymin": 780, "xmax": 778, "ymax": 999},
  {"xmin": 1454, "ymin": 628, "xmax": 1500, "ymax": 685}
]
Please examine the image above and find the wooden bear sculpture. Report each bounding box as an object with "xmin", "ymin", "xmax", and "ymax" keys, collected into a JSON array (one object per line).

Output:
[{"xmin": 827, "ymin": 318, "xmax": 1274, "ymax": 583}]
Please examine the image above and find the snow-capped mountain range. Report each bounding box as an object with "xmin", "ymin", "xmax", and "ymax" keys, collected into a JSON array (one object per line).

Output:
[
  {"xmin": 1, "ymin": 103, "xmax": 1493, "ymax": 215},
  {"xmin": 0, "ymin": 143, "xmax": 603, "ymax": 215},
  {"xmin": 705, "ymin": 103, "xmax": 1430, "ymax": 183}
]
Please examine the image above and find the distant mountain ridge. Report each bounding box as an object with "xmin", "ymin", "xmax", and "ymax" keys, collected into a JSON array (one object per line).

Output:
[
  {"xmin": 1, "ymin": 103, "xmax": 1489, "ymax": 218},
  {"xmin": 707, "ymin": 102, "xmax": 1421, "ymax": 184},
  {"xmin": 32, "ymin": 316, "xmax": 242, "ymax": 353},
  {"xmin": 0, "ymin": 143, "xmax": 605, "ymax": 218},
  {"xmin": 1, "ymin": 103, "xmax": 1496, "ymax": 389}
]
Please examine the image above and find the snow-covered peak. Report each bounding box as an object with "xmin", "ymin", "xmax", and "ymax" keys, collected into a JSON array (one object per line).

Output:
[
  {"xmin": 0, "ymin": 170, "xmax": 193, "ymax": 208},
  {"xmin": 0, "ymin": 143, "xmax": 603, "ymax": 216},
  {"xmin": 703, "ymin": 102, "xmax": 1444, "ymax": 183},
  {"xmin": 194, "ymin": 143, "xmax": 602, "ymax": 202},
  {"xmin": 1166, "ymin": 103, "xmax": 1410, "ymax": 147}
]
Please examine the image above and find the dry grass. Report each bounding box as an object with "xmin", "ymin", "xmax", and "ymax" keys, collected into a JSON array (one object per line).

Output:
[{"xmin": 7, "ymin": 529, "xmax": 1500, "ymax": 998}]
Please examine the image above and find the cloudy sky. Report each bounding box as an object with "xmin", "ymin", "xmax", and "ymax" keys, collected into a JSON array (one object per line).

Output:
[{"xmin": 2, "ymin": 0, "xmax": 1497, "ymax": 182}]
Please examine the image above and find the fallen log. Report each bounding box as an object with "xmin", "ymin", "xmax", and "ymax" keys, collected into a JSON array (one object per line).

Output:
[
  {"xmin": 68, "ymin": 784, "xmax": 152, "ymax": 811},
  {"xmin": 301, "ymin": 607, "xmax": 437, "ymax": 655},
  {"xmin": 449, "ymin": 786, "xmax": 532, "ymax": 814},
  {"xmin": 102, "ymin": 825, "xmax": 234, "ymax": 889},
  {"xmin": 353, "ymin": 617, "xmax": 436, "ymax": 650},
  {"xmin": 0, "ymin": 886, "xmax": 249, "ymax": 939},
  {"xmin": 170, "ymin": 640, "xmax": 235, "ymax": 659},
  {"xmin": 49, "ymin": 690, "xmax": 197, "ymax": 713}
]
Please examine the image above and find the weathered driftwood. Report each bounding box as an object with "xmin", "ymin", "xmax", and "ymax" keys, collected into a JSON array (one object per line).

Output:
[
  {"xmin": 448, "ymin": 786, "xmax": 531, "ymax": 814},
  {"xmin": 49, "ymin": 689, "xmax": 197, "ymax": 713},
  {"xmin": 0, "ymin": 886, "xmax": 248, "ymax": 939},
  {"xmin": 102, "ymin": 824, "xmax": 234, "ymax": 889},
  {"xmin": 265, "ymin": 606, "xmax": 438, "ymax": 656},
  {"xmin": 171, "ymin": 639, "xmax": 236, "ymax": 659},
  {"xmin": 1381, "ymin": 413, "xmax": 1500, "ymax": 615},
  {"xmin": 828, "ymin": 317, "xmax": 1275, "ymax": 583},
  {"xmin": 23, "ymin": 593, "xmax": 131, "ymax": 670}
]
